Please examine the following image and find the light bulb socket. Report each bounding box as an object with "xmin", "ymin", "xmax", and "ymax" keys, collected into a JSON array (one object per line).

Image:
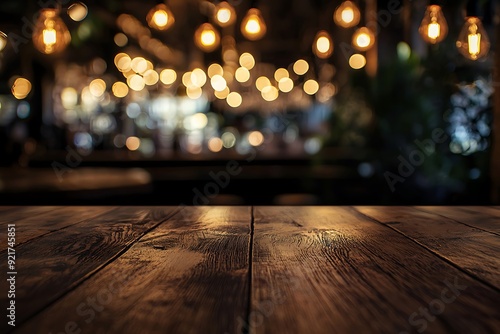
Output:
[{"xmin": 466, "ymin": 0, "xmax": 481, "ymax": 18}]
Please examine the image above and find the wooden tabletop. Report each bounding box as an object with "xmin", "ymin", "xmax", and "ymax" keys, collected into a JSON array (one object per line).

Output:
[{"xmin": 1, "ymin": 206, "xmax": 499, "ymax": 333}]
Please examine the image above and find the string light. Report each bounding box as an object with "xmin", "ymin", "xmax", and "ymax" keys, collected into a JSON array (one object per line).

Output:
[
  {"xmin": 146, "ymin": 4, "xmax": 175, "ymax": 31},
  {"xmin": 334, "ymin": 1, "xmax": 361, "ymax": 28},
  {"xmin": 32, "ymin": 8, "xmax": 71, "ymax": 54},
  {"xmin": 456, "ymin": 16, "xmax": 490, "ymax": 60},
  {"xmin": 352, "ymin": 27, "xmax": 375, "ymax": 51},
  {"xmin": 194, "ymin": 23, "xmax": 220, "ymax": 52},
  {"xmin": 419, "ymin": 5, "xmax": 448, "ymax": 44},
  {"xmin": 241, "ymin": 8, "xmax": 267, "ymax": 41},
  {"xmin": 214, "ymin": 1, "xmax": 236, "ymax": 27},
  {"xmin": 313, "ymin": 31, "xmax": 333, "ymax": 59}
]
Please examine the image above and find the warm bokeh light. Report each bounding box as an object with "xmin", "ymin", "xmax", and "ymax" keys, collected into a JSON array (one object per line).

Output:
[
  {"xmin": 89, "ymin": 79, "xmax": 106, "ymax": 97},
  {"xmin": 11, "ymin": 78, "xmax": 31, "ymax": 100},
  {"xmin": 241, "ymin": 8, "xmax": 267, "ymax": 41},
  {"xmin": 208, "ymin": 137, "xmax": 223, "ymax": 152},
  {"xmin": 419, "ymin": 5, "xmax": 448, "ymax": 44},
  {"xmin": 191, "ymin": 68, "xmax": 207, "ymax": 87},
  {"xmin": 208, "ymin": 63, "xmax": 224, "ymax": 78},
  {"xmin": 261, "ymin": 86, "xmax": 279, "ymax": 102},
  {"xmin": 214, "ymin": 87, "xmax": 230, "ymax": 99},
  {"xmin": 160, "ymin": 69, "xmax": 177, "ymax": 85},
  {"xmin": 131, "ymin": 57, "xmax": 148, "ymax": 74},
  {"xmin": 143, "ymin": 70, "xmax": 159, "ymax": 86},
  {"xmin": 32, "ymin": 8, "xmax": 71, "ymax": 54},
  {"xmin": 456, "ymin": 17, "xmax": 490, "ymax": 60},
  {"xmin": 114, "ymin": 33, "xmax": 128, "ymax": 47},
  {"xmin": 352, "ymin": 27, "xmax": 375, "ymax": 51},
  {"xmin": 303, "ymin": 80, "xmax": 319, "ymax": 95},
  {"xmin": 235, "ymin": 67, "xmax": 251, "ymax": 83},
  {"xmin": 214, "ymin": 2, "xmax": 236, "ymax": 27},
  {"xmin": 146, "ymin": 4, "xmax": 175, "ymax": 31},
  {"xmin": 211, "ymin": 75, "xmax": 227, "ymax": 91},
  {"xmin": 226, "ymin": 92, "xmax": 242, "ymax": 107},
  {"xmin": 61, "ymin": 87, "xmax": 78, "ymax": 108},
  {"xmin": 126, "ymin": 136, "xmax": 140, "ymax": 151},
  {"xmin": 112, "ymin": 82, "xmax": 129, "ymax": 98},
  {"xmin": 274, "ymin": 68, "xmax": 289, "ymax": 82},
  {"xmin": 68, "ymin": 2, "xmax": 88, "ymax": 22},
  {"xmin": 334, "ymin": 1, "xmax": 360, "ymax": 28},
  {"xmin": 127, "ymin": 74, "xmax": 145, "ymax": 91},
  {"xmin": 278, "ymin": 77, "xmax": 294, "ymax": 93},
  {"xmin": 248, "ymin": 131, "xmax": 264, "ymax": 146},
  {"xmin": 313, "ymin": 31, "xmax": 333, "ymax": 59},
  {"xmin": 114, "ymin": 53, "xmax": 131, "ymax": 72},
  {"xmin": 186, "ymin": 86, "xmax": 203, "ymax": 100},
  {"xmin": 195, "ymin": 23, "xmax": 220, "ymax": 52},
  {"xmin": 256, "ymin": 76, "xmax": 271, "ymax": 91},
  {"xmin": 349, "ymin": 53, "xmax": 366, "ymax": 69},
  {"xmin": 239, "ymin": 53, "xmax": 256, "ymax": 70},
  {"xmin": 0, "ymin": 31, "xmax": 7, "ymax": 51},
  {"xmin": 293, "ymin": 59, "xmax": 309, "ymax": 75}
]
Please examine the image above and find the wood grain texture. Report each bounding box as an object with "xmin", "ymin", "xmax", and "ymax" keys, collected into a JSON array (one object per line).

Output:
[
  {"xmin": 0, "ymin": 207, "xmax": 116, "ymax": 252},
  {"xmin": 416, "ymin": 206, "xmax": 500, "ymax": 235},
  {"xmin": 0, "ymin": 206, "xmax": 180, "ymax": 333},
  {"xmin": 17, "ymin": 206, "xmax": 251, "ymax": 334},
  {"xmin": 355, "ymin": 206, "xmax": 500, "ymax": 290},
  {"xmin": 251, "ymin": 206, "xmax": 500, "ymax": 334}
]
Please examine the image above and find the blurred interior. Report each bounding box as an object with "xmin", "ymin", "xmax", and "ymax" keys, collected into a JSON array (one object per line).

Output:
[{"xmin": 0, "ymin": 0, "xmax": 499, "ymax": 205}]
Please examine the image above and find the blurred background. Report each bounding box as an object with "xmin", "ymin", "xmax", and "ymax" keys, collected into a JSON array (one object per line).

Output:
[{"xmin": 0, "ymin": 0, "xmax": 498, "ymax": 205}]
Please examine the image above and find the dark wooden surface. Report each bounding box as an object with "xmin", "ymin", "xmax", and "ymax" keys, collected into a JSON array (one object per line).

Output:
[{"xmin": 1, "ymin": 207, "xmax": 499, "ymax": 334}]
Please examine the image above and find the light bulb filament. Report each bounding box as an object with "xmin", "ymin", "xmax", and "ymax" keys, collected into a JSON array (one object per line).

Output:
[
  {"xmin": 427, "ymin": 17, "xmax": 440, "ymax": 40},
  {"xmin": 467, "ymin": 27, "xmax": 481, "ymax": 57}
]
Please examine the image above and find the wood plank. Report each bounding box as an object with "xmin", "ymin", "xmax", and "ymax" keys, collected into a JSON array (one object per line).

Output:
[
  {"xmin": 0, "ymin": 206, "xmax": 180, "ymax": 333},
  {"xmin": 17, "ymin": 206, "xmax": 251, "ymax": 334},
  {"xmin": 0, "ymin": 206, "xmax": 60, "ymax": 226},
  {"xmin": 251, "ymin": 206, "xmax": 500, "ymax": 334},
  {"xmin": 0, "ymin": 206, "xmax": 116, "ymax": 252},
  {"xmin": 356, "ymin": 206, "xmax": 500, "ymax": 290},
  {"xmin": 416, "ymin": 206, "xmax": 500, "ymax": 235}
]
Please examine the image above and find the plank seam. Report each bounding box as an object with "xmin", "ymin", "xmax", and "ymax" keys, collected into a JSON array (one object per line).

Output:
[
  {"xmin": 15, "ymin": 206, "xmax": 185, "ymax": 331},
  {"xmin": 413, "ymin": 206, "xmax": 500, "ymax": 238},
  {"xmin": 0, "ymin": 207, "xmax": 120, "ymax": 255},
  {"xmin": 244, "ymin": 206, "xmax": 255, "ymax": 334},
  {"xmin": 350, "ymin": 207, "xmax": 500, "ymax": 294}
]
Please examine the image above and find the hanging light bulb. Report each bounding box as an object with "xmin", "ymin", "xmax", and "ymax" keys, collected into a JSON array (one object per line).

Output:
[
  {"xmin": 456, "ymin": 17, "xmax": 490, "ymax": 60},
  {"xmin": 214, "ymin": 1, "xmax": 236, "ymax": 28},
  {"xmin": 419, "ymin": 5, "xmax": 448, "ymax": 44},
  {"xmin": 241, "ymin": 8, "xmax": 267, "ymax": 41},
  {"xmin": 352, "ymin": 27, "xmax": 375, "ymax": 51},
  {"xmin": 334, "ymin": 1, "xmax": 361, "ymax": 28},
  {"xmin": 146, "ymin": 3, "xmax": 175, "ymax": 31},
  {"xmin": 0, "ymin": 31, "xmax": 7, "ymax": 51},
  {"xmin": 32, "ymin": 8, "xmax": 71, "ymax": 54},
  {"xmin": 313, "ymin": 31, "xmax": 333, "ymax": 59},
  {"xmin": 195, "ymin": 23, "xmax": 221, "ymax": 52}
]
